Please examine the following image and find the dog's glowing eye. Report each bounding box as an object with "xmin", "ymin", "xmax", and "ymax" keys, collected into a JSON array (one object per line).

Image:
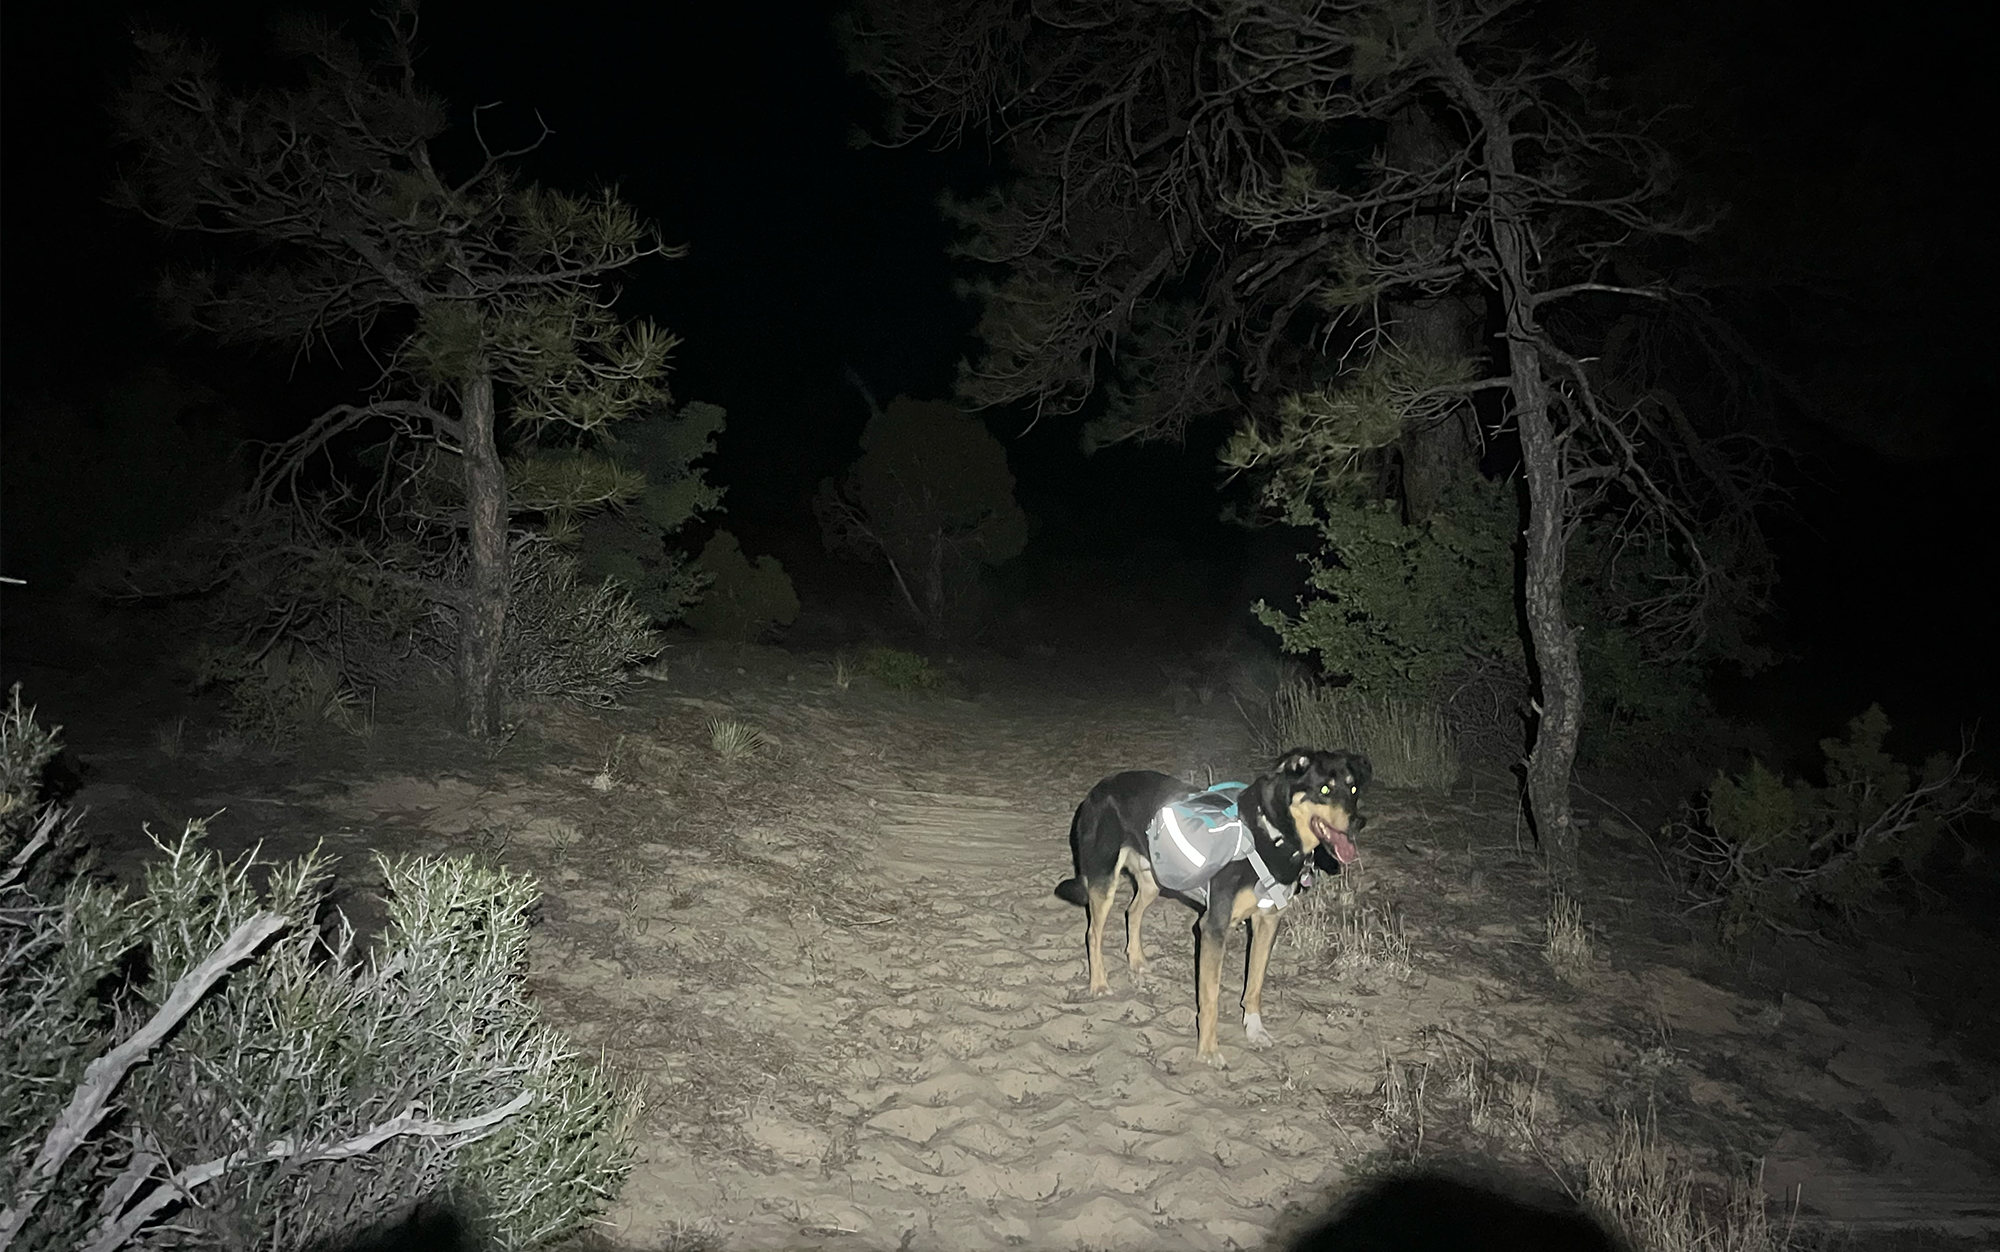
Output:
[{"xmin": 1319, "ymin": 784, "xmax": 1330, "ymax": 795}]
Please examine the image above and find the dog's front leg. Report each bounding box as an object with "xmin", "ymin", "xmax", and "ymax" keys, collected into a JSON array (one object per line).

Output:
[
  {"xmin": 1194, "ymin": 908, "xmax": 1227, "ymax": 1065},
  {"xmin": 1242, "ymin": 909, "xmax": 1281, "ymax": 1049}
]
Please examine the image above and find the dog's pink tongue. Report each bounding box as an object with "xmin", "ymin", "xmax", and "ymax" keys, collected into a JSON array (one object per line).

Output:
[
  {"xmin": 1330, "ymin": 828, "xmax": 1358, "ymax": 864},
  {"xmin": 1312, "ymin": 816, "xmax": 1359, "ymax": 865}
]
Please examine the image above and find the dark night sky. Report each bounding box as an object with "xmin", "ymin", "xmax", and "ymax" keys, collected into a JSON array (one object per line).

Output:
[{"xmin": 3, "ymin": 0, "xmax": 1993, "ymax": 761}]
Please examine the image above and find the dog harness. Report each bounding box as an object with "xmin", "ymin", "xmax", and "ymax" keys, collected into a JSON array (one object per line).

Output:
[{"xmin": 1146, "ymin": 784, "xmax": 1310, "ymax": 911}]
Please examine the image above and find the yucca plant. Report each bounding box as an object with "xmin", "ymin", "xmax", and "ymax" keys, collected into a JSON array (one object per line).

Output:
[{"xmin": 706, "ymin": 718, "xmax": 771, "ymax": 762}]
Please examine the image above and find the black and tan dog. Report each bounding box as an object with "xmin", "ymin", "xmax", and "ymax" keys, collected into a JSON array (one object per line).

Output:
[{"xmin": 1055, "ymin": 748, "xmax": 1371, "ymax": 1064}]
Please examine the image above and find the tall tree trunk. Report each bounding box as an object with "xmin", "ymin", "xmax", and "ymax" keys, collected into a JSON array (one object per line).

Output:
[
  {"xmin": 1393, "ymin": 294, "xmax": 1481, "ymax": 522},
  {"xmin": 1474, "ymin": 98, "xmax": 1585, "ymax": 879},
  {"xmin": 1385, "ymin": 103, "xmax": 1481, "ymax": 524},
  {"xmin": 458, "ymin": 369, "xmax": 509, "ymax": 737},
  {"xmin": 1509, "ymin": 336, "xmax": 1584, "ymax": 880}
]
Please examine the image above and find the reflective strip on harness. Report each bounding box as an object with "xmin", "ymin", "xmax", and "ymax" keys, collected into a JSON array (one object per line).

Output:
[
  {"xmin": 1159, "ymin": 807, "xmax": 1205, "ymax": 868},
  {"xmin": 1146, "ymin": 784, "xmax": 1253, "ymax": 900}
]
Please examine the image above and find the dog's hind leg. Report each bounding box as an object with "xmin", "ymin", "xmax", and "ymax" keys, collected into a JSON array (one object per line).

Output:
[
  {"xmin": 1124, "ymin": 863, "xmax": 1160, "ymax": 981},
  {"xmin": 1241, "ymin": 909, "xmax": 1281, "ymax": 1049},
  {"xmin": 1074, "ymin": 846, "xmax": 1133, "ymax": 996}
]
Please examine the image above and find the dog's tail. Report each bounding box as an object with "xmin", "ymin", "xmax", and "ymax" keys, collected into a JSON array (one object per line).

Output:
[{"xmin": 1055, "ymin": 800, "xmax": 1092, "ymax": 906}]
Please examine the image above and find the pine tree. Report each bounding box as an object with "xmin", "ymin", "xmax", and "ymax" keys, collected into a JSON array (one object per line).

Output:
[{"xmin": 115, "ymin": 3, "xmax": 680, "ymax": 735}]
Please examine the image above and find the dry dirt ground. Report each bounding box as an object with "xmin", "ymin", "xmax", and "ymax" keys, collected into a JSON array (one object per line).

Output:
[{"xmin": 32, "ymin": 639, "xmax": 2000, "ymax": 1250}]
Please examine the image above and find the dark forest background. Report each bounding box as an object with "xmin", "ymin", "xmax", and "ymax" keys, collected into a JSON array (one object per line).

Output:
[{"xmin": 3, "ymin": 0, "xmax": 1993, "ymax": 774}]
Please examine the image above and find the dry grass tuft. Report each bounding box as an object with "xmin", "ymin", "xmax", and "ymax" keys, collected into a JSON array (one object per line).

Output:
[
  {"xmin": 1267, "ymin": 681, "xmax": 1459, "ymax": 790},
  {"xmin": 1374, "ymin": 1050, "xmax": 1430, "ymax": 1150},
  {"xmin": 1288, "ymin": 873, "xmax": 1414, "ymax": 985},
  {"xmin": 1543, "ymin": 888, "xmax": 1594, "ymax": 984},
  {"xmin": 1584, "ymin": 1106, "xmax": 1793, "ymax": 1252},
  {"xmin": 153, "ymin": 717, "xmax": 187, "ymax": 759}
]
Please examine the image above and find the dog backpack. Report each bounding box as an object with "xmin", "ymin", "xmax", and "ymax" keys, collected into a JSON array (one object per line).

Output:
[
  {"xmin": 1144, "ymin": 780, "xmax": 1312, "ymax": 908},
  {"xmin": 1146, "ymin": 783, "xmax": 1310, "ymax": 911},
  {"xmin": 1146, "ymin": 783, "xmax": 1251, "ymax": 897}
]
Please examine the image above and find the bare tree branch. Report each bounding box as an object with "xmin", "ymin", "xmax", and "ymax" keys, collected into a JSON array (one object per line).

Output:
[{"xmin": 0, "ymin": 911, "xmax": 290, "ymax": 1250}]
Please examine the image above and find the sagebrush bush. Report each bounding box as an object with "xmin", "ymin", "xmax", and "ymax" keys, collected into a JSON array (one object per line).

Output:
[
  {"xmin": 684, "ymin": 530, "xmax": 800, "ymax": 641},
  {"xmin": 0, "ymin": 691, "xmax": 635, "ymax": 1251},
  {"xmin": 1670, "ymin": 706, "xmax": 1991, "ymax": 945},
  {"xmin": 498, "ymin": 542, "xmax": 661, "ymax": 705},
  {"xmin": 1267, "ymin": 679, "xmax": 1459, "ymax": 790},
  {"xmin": 1, "ymin": 689, "xmax": 111, "ymax": 1249}
]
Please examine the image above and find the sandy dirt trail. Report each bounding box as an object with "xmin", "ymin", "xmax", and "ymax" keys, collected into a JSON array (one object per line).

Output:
[
  {"xmin": 561, "ymin": 673, "xmax": 1380, "ymax": 1251},
  {"xmin": 77, "ymin": 643, "xmax": 1994, "ymax": 1248}
]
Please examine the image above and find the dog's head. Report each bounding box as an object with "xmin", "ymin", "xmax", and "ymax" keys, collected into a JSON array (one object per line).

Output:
[{"xmin": 1252, "ymin": 747, "xmax": 1370, "ymax": 875}]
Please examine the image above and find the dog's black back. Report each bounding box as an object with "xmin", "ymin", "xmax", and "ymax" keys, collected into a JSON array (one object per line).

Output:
[{"xmin": 1054, "ymin": 770, "xmax": 1186, "ymax": 906}]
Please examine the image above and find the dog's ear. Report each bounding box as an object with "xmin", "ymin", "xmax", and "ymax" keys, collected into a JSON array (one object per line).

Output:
[
  {"xmin": 1276, "ymin": 748, "xmax": 1314, "ymax": 778},
  {"xmin": 1346, "ymin": 753, "xmax": 1373, "ymax": 790}
]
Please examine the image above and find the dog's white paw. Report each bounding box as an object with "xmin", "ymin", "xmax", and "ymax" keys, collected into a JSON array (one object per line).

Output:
[{"xmin": 1243, "ymin": 1013, "xmax": 1275, "ymax": 1049}]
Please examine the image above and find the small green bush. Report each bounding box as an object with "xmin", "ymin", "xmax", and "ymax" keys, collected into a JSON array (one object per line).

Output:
[
  {"xmin": 683, "ymin": 530, "xmax": 800, "ymax": 641},
  {"xmin": 564, "ymin": 400, "xmax": 727, "ymax": 627},
  {"xmin": 861, "ymin": 646, "xmax": 941, "ymax": 692},
  {"xmin": 1670, "ymin": 706, "xmax": 1992, "ymax": 945},
  {"xmin": 0, "ymin": 690, "xmax": 635, "ymax": 1251},
  {"xmin": 1563, "ymin": 520, "xmax": 1764, "ymax": 767},
  {"xmin": 1253, "ymin": 477, "xmax": 1522, "ymax": 699}
]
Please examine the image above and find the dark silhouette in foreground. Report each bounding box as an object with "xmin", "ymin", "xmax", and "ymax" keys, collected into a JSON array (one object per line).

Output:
[
  {"xmin": 327, "ymin": 1171, "xmax": 1620, "ymax": 1251},
  {"xmin": 1289, "ymin": 1172, "xmax": 1619, "ymax": 1252}
]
